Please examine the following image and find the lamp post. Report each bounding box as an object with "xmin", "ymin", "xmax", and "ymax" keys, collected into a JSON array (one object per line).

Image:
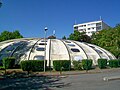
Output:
[{"xmin": 44, "ymin": 27, "xmax": 48, "ymax": 72}]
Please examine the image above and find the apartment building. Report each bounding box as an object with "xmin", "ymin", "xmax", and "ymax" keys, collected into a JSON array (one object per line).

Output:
[{"xmin": 73, "ymin": 20, "xmax": 110, "ymax": 36}]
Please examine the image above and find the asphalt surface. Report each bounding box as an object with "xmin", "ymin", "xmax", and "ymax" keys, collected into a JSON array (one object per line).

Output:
[
  {"xmin": 51, "ymin": 69, "xmax": 120, "ymax": 90},
  {"xmin": 0, "ymin": 68, "xmax": 120, "ymax": 90}
]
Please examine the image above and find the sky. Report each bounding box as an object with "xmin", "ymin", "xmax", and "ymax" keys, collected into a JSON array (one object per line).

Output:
[{"xmin": 0, "ymin": 0, "xmax": 120, "ymax": 38}]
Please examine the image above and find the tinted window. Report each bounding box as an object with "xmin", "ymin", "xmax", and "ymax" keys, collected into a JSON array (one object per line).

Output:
[
  {"xmin": 65, "ymin": 41, "xmax": 71, "ymax": 43},
  {"xmin": 67, "ymin": 44, "xmax": 75, "ymax": 47},
  {"xmin": 39, "ymin": 43, "xmax": 47, "ymax": 45},
  {"xmin": 36, "ymin": 48, "xmax": 45, "ymax": 51},
  {"xmin": 89, "ymin": 46, "xmax": 95, "ymax": 48},
  {"xmin": 95, "ymin": 49, "xmax": 102, "ymax": 54},
  {"xmin": 41, "ymin": 40, "xmax": 47, "ymax": 42},
  {"xmin": 71, "ymin": 48, "xmax": 80, "ymax": 52},
  {"xmin": 34, "ymin": 55, "xmax": 44, "ymax": 60}
]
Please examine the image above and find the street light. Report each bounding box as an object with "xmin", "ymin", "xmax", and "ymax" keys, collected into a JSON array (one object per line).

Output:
[{"xmin": 44, "ymin": 27, "xmax": 48, "ymax": 72}]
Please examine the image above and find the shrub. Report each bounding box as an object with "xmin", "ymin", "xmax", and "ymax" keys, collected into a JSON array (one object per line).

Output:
[
  {"xmin": 20, "ymin": 60, "xmax": 31, "ymax": 73},
  {"xmin": 118, "ymin": 60, "xmax": 120, "ymax": 67},
  {"xmin": 20, "ymin": 60, "xmax": 46, "ymax": 73},
  {"xmin": 2, "ymin": 57, "xmax": 15, "ymax": 69},
  {"xmin": 53, "ymin": 60, "xmax": 71, "ymax": 71},
  {"xmin": 98, "ymin": 59, "xmax": 107, "ymax": 69},
  {"xmin": 72, "ymin": 60, "xmax": 82, "ymax": 70},
  {"xmin": 82, "ymin": 59, "xmax": 92, "ymax": 70},
  {"xmin": 31, "ymin": 60, "xmax": 45, "ymax": 71},
  {"xmin": 108, "ymin": 60, "xmax": 119, "ymax": 68}
]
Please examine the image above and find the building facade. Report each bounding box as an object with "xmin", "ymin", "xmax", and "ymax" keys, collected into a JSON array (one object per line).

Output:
[{"xmin": 73, "ymin": 20, "xmax": 110, "ymax": 36}]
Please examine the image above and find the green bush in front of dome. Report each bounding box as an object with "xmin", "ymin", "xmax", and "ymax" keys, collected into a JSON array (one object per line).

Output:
[
  {"xmin": 20, "ymin": 60, "xmax": 46, "ymax": 73},
  {"xmin": 53, "ymin": 60, "xmax": 71, "ymax": 71},
  {"xmin": 82, "ymin": 59, "xmax": 92, "ymax": 71},
  {"xmin": 108, "ymin": 60, "xmax": 119, "ymax": 68},
  {"xmin": 2, "ymin": 57, "xmax": 15, "ymax": 69},
  {"xmin": 98, "ymin": 59, "xmax": 107, "ymax": 69}
]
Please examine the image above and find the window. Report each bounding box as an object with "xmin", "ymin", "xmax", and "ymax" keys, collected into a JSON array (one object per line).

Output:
[
  {"xmin": 67, "ymin": 44, "xmax": 75, "ymax": 47},
  {"xmin": 79, "ymin": 25, "xmax": 83, "ymax": 27},
  {"xmin": 96, "ymin": 26, "xmax": 101, "ymax": 30},
  {"xmin": 41, "ymin": 40, "xmax": 47, "ymax": 42},
  {"xmin": 71, "ymin": 48, "xmax": 80, "ymax": 52},
  {"xmin": 34, "ymin": 55, "xmax": 44, "ymax": 60},
  {"xmin": 95, "ymin": 49, "xmax": 102, "ymax": 54},
  {"xmin": 88, "ymin": 28, "xmax": 90, "ymax": 30},
  {"xmin": 74, "ymin": 26, "xmax": 78, "ymax": 29},
  {"xmin": 89, "ymin": 45, "xmax": 95, "ymax": 48},
  {"xmin": 65, "ymin": 41, "xmax": 71, "ymax": 43},
  {"xmin": 36, "ymin": 47, "xmax": 45, "ymax": 51},
  {"xmin": 96, "ymin": 23, "xmax": 101, "ymax": 26},
  {"xmin": 39, "ymin": 43, "xmax": 47, "ymax": 45}
]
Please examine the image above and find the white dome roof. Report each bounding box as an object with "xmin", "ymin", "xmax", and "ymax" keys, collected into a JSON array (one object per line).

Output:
[{"xmin": 0, "ymin": 38, "xmax": 116, "ymax": 65}]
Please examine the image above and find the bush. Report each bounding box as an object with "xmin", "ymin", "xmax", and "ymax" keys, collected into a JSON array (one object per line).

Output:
[
  {"xmin": 118, "ymin": 60, "xmax": 120, "ymax": 67},
  {"xmin": 2, "ymin": 57, "xmax": 15, "ymax": 69},
  {"xmin": 20, "ymin": 60, "xmax": 46, "ymax": 72},
  {"xmin": 98, "ymin": 59, "xmax": 107, "ymax": 69},
  {"xmin": 31, "ymin": 60, "xmax": 45, "ymax": 71},
  {"xmin": 53, "ymin": 60, "xmax": 71, "ymax": 71},
  {"xmin": 108, "ymin": 60, "xmax": 119, "ymax": 68},
  {"xmin": 82, "ymin": 59, "xmax": 92, "ymax": 70},
  {"xmin": 20, "ymin": 60, "xmax": 31, "ymax": 73},
  {"xmin": 72, "ymin": 60, "xmax": 82, "ymax": 70}
]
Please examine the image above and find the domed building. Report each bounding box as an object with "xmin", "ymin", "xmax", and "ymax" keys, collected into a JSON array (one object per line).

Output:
[{"xmin": 0, "ymin": 38, "xmax": 116, "ymax": 66}]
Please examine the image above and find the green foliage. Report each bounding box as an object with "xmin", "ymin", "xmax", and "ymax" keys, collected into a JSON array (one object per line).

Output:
[
  {"xmin": 20, "ymin": 60, "xmax": 31, "ymax": 72},
  {"xmin": 91, "ymin": 25, "xmax": 120, "ymax": 58},
  {"xmin": 72, "ymin": 60, "xmax": 82, "ymax": 70},
  {"xmin": 82, "ymin": 59, "xmax": 92, "ymax": 70},
  {"xmin": 118, "ymin": 60, "xmax": 120, "ymax": 66},
  {"xmin": 62, "ymin": 36, "xmax": 67, "ymax": 40},
  {"xmin": 0, "ymin": 30, "xmax": 23, "ymax": 42},
  {"xmin": 68, "ymin": 30, "xmax": 91, "ymax": 42},
  {"xmin": 53, "ymin": 60, "xmax": 71, "ymax": 71},
  {"xmin": 20, "ymin": 60, "xmax": 46, "ymax": 72},
  {"xmin": 108, "ymin": 60, "xmax": 119, "ymax": 68},
  {"xmin": 98, "ymin": 59, "xmax": 107, "ymax": 69},
  {"xmin": 2, "ymin": 57, "xmax": 15, "ymax": 69}
]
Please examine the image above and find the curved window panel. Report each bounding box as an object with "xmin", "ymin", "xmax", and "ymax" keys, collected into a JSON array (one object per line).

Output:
[
  {"xmin": 39, "ymin": 43, "xmax": 47, "ymax": 45},
  {"xmin": 41, "ymin": 40, "xmax": 47, "ymax": 42},
  {"xmin": 71, "ymin": 48, "xmax": 80, "ymax": 52},
  {"xmin": 95, "ymin": 49, "xmax": 102, "ymax": 54},
  {"xmin": 34, "ymin": 55, "xmax": 44, "ymax": 60},
  {"xmin": 36, "ymin": 48, "xmax": 45, "ymax": 51},
  {"xmin": 67, "ymin": 44, "xmax": 75, "ymax": 47},
  {"xmin": 65, "ymin": 41, "xmax": 71, "ymax": 43},
  {"xmin": 89, "ymin": 45, "xmax": 95, "ymax": 48}
]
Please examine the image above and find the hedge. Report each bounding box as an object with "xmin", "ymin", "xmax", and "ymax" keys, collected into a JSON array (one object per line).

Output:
[
  {"xmin": 98, "ymin": 59, "xmax": 107, "ymax": 69},
  {"xmin": 108, "ymin": 60, "xmax": 119, "ymax": 68},
  {"xmin": 82, "ymin": 59, "xmax": 92, "ymax": 70},
  {"xmin": 53, "ymin": 60, "xmax": 71, "ymax": 71},
  {"xmin": 72, "ymin": 60, "xmax": 82, "ymax": 70},
  {"xmin": 2, "ymin": 57, "xmax": 15, "ymax": 69},
  {"xmin": 20, "ymin": 60, "xmax": 46, "ymax": 72}
]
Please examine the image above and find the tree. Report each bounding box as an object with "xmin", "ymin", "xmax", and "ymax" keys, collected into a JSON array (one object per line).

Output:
[
  {"xmin": 62, "ymin": 36, "xmax": 67, "ymax": 40},
  {"xmin": 68, "ymin": 30, "xmax": 91, "ymax": 42},
  {"xmin": 0, "ymin": 30, "xmax": 23, "ymax": 42},
  {"xmin": 91, "ymin": 25, "xmax": 120, "ymax": 58}
]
